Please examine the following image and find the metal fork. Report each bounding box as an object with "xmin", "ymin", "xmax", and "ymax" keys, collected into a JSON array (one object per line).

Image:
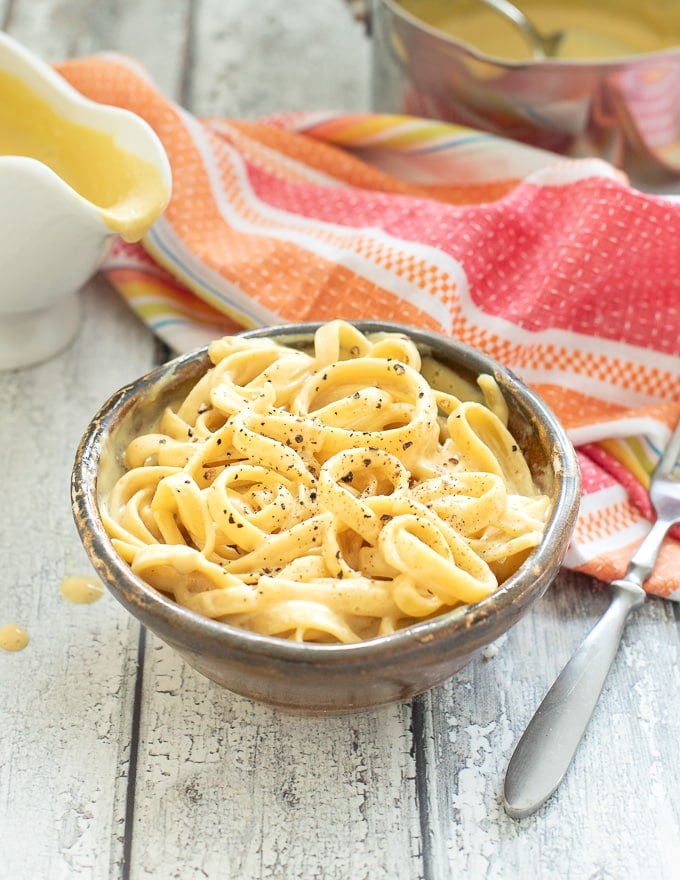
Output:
[{"xmin": 504, "ymin": 417, "xmax": 680, "ymax": 819}]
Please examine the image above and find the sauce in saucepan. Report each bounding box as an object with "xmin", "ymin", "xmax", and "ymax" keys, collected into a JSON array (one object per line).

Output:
[{"xmin": 398, "ymin": 0, "xmax": 677, "ymax": 61}]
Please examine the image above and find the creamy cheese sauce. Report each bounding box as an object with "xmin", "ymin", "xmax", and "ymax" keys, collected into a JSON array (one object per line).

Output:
[
  {"xmin": 398, "ymin": 0, "xmax": 676, "ymax": 61},
  {"xmin": 0, "ymin": 68, "xmax": 168, "ymax": 242},
  {"xmin": 60, "ymin": 574, "xmax": 105, "ymax": 604},
  {"xmin": 0, "ymin": 624, "xmax": 29, "ymax": 652}
]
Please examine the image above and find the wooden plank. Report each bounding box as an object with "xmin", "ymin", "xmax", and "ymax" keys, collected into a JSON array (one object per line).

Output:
[
  {"xmin": 0, "ymin": 279, "xmax": 156, "ymax": 879},
  {"xmin": 417, "ymin": 571, "xmax": 680, "ymax": 879},
  {"xmin": 189, "ymin": 0, "xmax": 370, "ymax": 117},
  {"xmin": 3, "ymin": 0, "xmax": 190, "ymax": 98},
  {"xmin": 130, "ymin": 644, "xmax": 421, "ymax": 879}
]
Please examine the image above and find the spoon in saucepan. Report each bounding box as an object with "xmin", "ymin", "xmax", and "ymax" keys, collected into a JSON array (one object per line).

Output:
[{"xmin": 478, "ymin": 0, "xmax": 564, "ymax": 58}]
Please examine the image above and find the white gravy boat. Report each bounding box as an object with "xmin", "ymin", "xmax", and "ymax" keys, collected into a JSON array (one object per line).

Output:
[{"xmin": 0, "ymin": 32, "xmax": 171, "ymax": 370}]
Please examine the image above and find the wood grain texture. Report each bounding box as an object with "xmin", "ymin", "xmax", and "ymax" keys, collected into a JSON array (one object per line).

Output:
[
  {"xmin": 417, "ymin": 572, "xmax": 680, "ymax": 879},
  {"xmin": 188, "ymin": 0, "xmax": 370, "ymax": 117},
  {"xmin": 3, "ymin": 0, "xmax": 190, "ymax": 99},
  {"xmin": 0, "ymin": 280, "xmax": 155, "ymax": 879},
  {"xmin": 130, "ymin": 640, "xmax": 420, "ymax": 879},
  {"xmin": 1, "ymin": 2, "xmax": 679, "ymax": 878}
]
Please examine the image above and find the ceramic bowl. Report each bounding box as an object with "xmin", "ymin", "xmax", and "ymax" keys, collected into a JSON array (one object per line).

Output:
[{"xmin": 71, "ymin": 321, "xmax": 580, "ymax": 715}]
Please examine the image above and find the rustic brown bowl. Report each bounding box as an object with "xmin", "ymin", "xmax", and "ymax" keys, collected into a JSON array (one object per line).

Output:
[{"xmin": 71, "ymin": 321, "xmax": 580, "ymax": 715}]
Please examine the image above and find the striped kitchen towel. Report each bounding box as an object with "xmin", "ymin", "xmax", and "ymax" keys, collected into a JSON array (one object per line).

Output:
[{"xmin": 58, "ymin": 55, "xmax": 680, "ymax": 599}]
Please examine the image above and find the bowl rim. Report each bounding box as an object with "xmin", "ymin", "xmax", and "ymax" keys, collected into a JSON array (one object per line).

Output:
[{"xmin": 72, "ymin": 320, "xmax": 581, "ymax": 663}]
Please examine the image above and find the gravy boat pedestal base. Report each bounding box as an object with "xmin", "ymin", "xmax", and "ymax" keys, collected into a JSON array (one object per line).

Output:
[{"xmin": 0, "ymin": 292, "xmax": 81, "ymax": 371}]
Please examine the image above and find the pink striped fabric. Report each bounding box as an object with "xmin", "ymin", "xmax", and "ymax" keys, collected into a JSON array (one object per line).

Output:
[{"xmin": 57, "ymin": 55, "xmax": 680, "ymax": 599}]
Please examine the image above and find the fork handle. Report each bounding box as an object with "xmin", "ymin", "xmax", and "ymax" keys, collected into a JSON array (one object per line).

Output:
[{"xmin": 503, "ymin": 578, "xmax": 645, "ymax": 819}]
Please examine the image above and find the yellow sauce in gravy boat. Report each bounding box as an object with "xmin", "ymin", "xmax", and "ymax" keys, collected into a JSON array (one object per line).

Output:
[{"xmin": 0, "ymin": 32, "xmax": 171, "ymax": 369}]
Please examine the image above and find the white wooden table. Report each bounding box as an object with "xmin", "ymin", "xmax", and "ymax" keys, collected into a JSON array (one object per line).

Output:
[{"xmin": 2, "ymin": 2, "xmax": 679, "ymax": 878}]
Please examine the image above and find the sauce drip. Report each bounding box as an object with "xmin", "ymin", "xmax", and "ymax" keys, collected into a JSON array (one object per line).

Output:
[
  {"xmin": 60, "ymin": 574, "xmax": 105, "ymax": 604},
  {"xmin": 0, "ymin": 68, "xmax": 168, "ymax": 242},
  {"xmin": 0, "ymin": 624, "xmax": 29, "ymax": 652}
]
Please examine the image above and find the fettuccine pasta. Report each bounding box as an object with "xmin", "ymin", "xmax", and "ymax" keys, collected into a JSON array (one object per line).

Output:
[{"xmin": 102, "ymin": 321, "xmax": 550, "ymax": 643}]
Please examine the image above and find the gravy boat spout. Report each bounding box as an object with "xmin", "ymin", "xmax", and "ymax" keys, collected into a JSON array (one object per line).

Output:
[{"xmin": 0, "ymin": 32, "xmax": 172, "ymax": 370}]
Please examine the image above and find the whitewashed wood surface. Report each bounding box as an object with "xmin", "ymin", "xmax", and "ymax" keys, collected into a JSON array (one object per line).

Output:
[{"xmin": 1, "ymin": 2, "xmax": 679, "ymax": 878}]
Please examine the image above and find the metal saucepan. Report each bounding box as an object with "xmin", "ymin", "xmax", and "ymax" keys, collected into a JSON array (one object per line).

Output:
[{"xmin": 356, "ymin": 0, "xmax": 680, "ymax": 184}]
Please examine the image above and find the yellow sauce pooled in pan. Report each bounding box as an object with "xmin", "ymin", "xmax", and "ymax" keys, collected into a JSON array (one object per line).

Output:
[{"xmin": 398, "ymin": 0, "xmax": 676, "ymax": 61}]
